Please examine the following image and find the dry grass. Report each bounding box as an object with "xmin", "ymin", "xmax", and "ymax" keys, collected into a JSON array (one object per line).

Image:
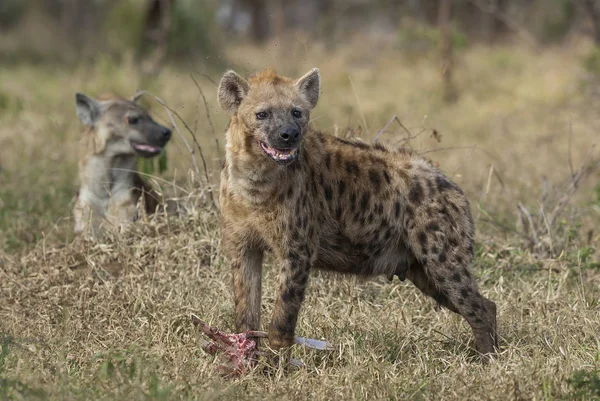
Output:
[{"xmin": 1, "ymin": 36, "xmax": 600, "ymax": 400}]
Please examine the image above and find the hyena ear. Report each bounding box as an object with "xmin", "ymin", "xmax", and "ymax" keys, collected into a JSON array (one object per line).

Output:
[
  {"xmin": 295, "ymin": 68, "xmax": 320, "ymax": 109},
  {"xmin": 218, "ymin": 70, "xmax": 250, "ymax": 115},
  {"xmin": 75, "ymin": 93, "xmax": 101, "ymax": 126}
]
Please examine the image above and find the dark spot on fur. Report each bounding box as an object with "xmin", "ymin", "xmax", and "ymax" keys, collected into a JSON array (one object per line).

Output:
[
  {"xmin": 336, "ymin": 206, "xmax": 342, "ymax": 220},
  {"xmin": 350, "ymin": 193, "xmax": 357, "ymax": 212},
  {"xmin": 427, "ymin": 179, "xmax": 437, "ymax": 194},
  {"xmin": 288, "ymin": 251, "xmax": 300, "ymax": 263},
  {"xmin": 418, "ymin": 232, "xmax": 428, "ymax": 247},
  {"xmin": 460, "ymin": 288, "xmax": 470, "ymax": 298},
  {"xmin": 325, "ymin": 153, "xmax": 331, "ymax": 170},
  {"xmin": 339, "ymin": 180, "xmax": 346, "ymax": 196},
  {"xmin": 360, "ymin": 192, "xmax": 370, "ymax": 209},
  {"xmin": 409, "ymin": 181, "xmax": 424, "ymax": 204},
  {"xmin": 345, "ymin": 161, "xmax": 359, "ymax": 175},
  {"xmin": 456, "ymin": 255, "xmax": 463, "ymax": 264},
  {"xmin": 281, "ymin": 287, "xmax": 298, "ymax": 303},
  {"xmin": 452, "ymin": 272, "xmax": 461, "ymax": 282},
  {"xmin": 383, "ymin": 170, "xmax": 391, "ymax": 184},
  {"xmin": 324, "ymin": 184, "xmax": 333, "ymax": 201},
  {"xmin": 369, "ymin": 169, "xmax": 381, "ymax": 190},
  {"xmin": 471, "ymin": 301, "xmax": 481, "ymax": 311},
  {"xmin": 374, "ymin": 142, "xmax": 387, "ymax": 152},
  {"xmin": 427, "ymin": 222, "xmax": 440, "ymax": 232},
  {"xmin": 394, "ymin": 201, "xmax": 400, "ymax": 218},
  {"xmin": 334, "ymin": 137, "xmax": 369, "ymax": 149},
  {"xmin": 436, "ymin": 175, "xmax": 463, "ymax": 194},
  {"xmin": 438, "ymin": 252, "xmax": 447, "ymax": 263}
]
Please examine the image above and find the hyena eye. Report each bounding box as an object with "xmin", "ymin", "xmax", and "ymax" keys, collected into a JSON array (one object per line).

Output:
[
  {"xmin": 256, "ymin": 111, "xmax": 268, "ymax": 120},
  {"xmin": 291, "ymin": 109, "xmax": 302, "ymax": 118},
  {"xmin": 127, "ymin": 116, "xmax": 140, "ymax": 125}
]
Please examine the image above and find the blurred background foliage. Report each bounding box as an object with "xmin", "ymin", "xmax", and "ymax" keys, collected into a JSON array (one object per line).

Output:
[{"xmin": 0, "ymin": 0, "xmax": 599, "ymax": 68}]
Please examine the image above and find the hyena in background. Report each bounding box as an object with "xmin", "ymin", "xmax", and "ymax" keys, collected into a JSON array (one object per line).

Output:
[
  {"xmin": 217, "ymin": 68, "xmax": 498, "ymax": 355},
  {"xmin": 73, "ymin": 93, "xmax": 172, "ymax": 236}
]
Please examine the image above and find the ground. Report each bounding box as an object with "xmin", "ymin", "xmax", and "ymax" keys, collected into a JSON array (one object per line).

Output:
[{"xmin": 1, "ymin": 37, "xmax": 600, "ymax": 400}]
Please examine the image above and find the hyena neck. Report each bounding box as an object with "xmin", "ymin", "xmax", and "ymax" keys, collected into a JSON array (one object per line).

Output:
[
  {"xmin": 80, "ymin": 153, "xmax": 137, "ymax": 201},
  {"xmin": 225, "ymin": 123, "xmax": 301, "ymax": 204}
]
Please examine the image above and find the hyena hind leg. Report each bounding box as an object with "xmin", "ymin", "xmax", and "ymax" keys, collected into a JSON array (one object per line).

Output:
[{"xmin": 407, "ymin": 261, "xmax": 498, "ymax": 355}]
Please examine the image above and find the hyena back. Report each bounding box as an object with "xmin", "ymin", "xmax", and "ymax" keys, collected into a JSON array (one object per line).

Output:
[{"xmin": 218, "ymin": 68, "xmax": 497, "ymax": 355}]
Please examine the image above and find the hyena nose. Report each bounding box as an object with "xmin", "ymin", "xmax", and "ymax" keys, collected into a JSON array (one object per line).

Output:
[
  {"xmin": 279, "ymin": 127, "xmax": 300, "ymax": 144},
  {"xmin": 162, "ymin": 127, "xmax": 172, "ymax": 141}
]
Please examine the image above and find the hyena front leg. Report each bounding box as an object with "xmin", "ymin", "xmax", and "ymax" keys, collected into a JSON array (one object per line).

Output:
[
  {"xmin": 268, "ymin": 247, "xmax": 314, "ymax": 350},
  {"xmin": 231, "ymin": 245, "xmax": 264, "ymax": 333},
  {"xmin": 73, "ymin": 191, "xmax": 106, "ymax": 236}
]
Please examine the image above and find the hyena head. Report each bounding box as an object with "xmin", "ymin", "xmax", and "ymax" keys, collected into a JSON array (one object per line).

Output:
[
  {"xmin": 218, "ymin": 68, "xmax": 320, "ymax": 165},
  {"xmin": 75, "ymin": 92, "xmax": 172, "ymax": 158}
]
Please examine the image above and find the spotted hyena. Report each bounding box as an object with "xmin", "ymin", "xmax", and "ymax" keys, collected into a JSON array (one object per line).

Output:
[
  {"xmin": 217, "ymin": 68, "xmax": 498, "ymax": 355},
  {"xmin": 73, "ymin": 92, "xmax": 172, "ymax": 236}
]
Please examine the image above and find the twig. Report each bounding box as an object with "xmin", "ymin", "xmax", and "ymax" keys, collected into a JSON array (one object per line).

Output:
[
  {"xmin": 373, "ymin": 115, "xmax": 397, "ymax": 143},
  {"xmin": 135, "ymin": 90, "xmax": 201, "ymax": 177},
  {"xmin": 190, "ymin": 74, "xmax": 216, "ymax": 138},
  {"xmin": 518, "ymin": 202, "xmax": 540, "ymax": 246},
  {"xmin": 547, "ymin": 148, "xmax": 600, "ymax": 229},
  {"xmin": 194, "ymin": 71, "xmax": 218, "ymax": 86},
  {"xmin": 348, "ymin": 75, "xmax": 369, "ymax": 136},
  {"xmin": 191, "ymin": 74, "xmax": 221, "ymax": 164},
  {"xmin": 134, "ymin": 90, "xmax": 217, "ymax": 208},
  {"xmin": 568, "ymin": 122, "xmax": 574, "ymax": 180},
  {"xmin": 477, "ymin": 164, "xmax": 495, "ymax": 219}
]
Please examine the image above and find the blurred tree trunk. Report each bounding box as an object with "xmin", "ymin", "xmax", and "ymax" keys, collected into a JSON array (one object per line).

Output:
[
  {"xmin": 61, "ymin": 0, "xmax": 99, "ymax": 56},
  {"xmin": 478, "ymin": 0, "xmax": 509, "ymax": 42},
  {"xmin": 141, "ymin": 0, "xmax": 174, "ymax": 74},
  {"xmin": 271, "ymin": 0, "xmax": 285, "ymax": 39},
  {"xmin": 241, "ymin": 0, "xmax": 270, "ymax": 42},
  {"xmin": 583, "ymin": 0, "xmax": 600, "ymax": 45},
  {"xmin": 438, "ymin": 0, "xmax": 456, "ymax": 102}
]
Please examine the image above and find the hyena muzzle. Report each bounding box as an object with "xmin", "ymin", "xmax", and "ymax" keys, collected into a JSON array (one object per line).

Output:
[{"xmin": 217, "ymin": 68, "xmax": 498, "ymax": 356}]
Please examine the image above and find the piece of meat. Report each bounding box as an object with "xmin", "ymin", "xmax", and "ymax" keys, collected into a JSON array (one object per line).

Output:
[{"xmin": 191, "ymin": 314, "xmax": 333, "ymax": 377}]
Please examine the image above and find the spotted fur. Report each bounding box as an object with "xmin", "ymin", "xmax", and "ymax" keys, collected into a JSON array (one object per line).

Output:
[{"xmin": 218, "ymin": 68, "xmax": 497, "ymax": 355}]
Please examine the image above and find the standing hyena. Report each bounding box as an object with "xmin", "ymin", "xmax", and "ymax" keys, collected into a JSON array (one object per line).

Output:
[
  {"xmin": 73, "ymin": 93, "xmax": 172, "ymax": 236},
  {"xmin": 218, "ymin": 68, "xmax": 498, "ymax": 355}
]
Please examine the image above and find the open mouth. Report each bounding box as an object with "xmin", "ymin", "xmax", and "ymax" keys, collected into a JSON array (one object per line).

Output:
[
  {"xmin": 131, "ymin": 141, "xmax": 162, "ymax": 157},
  {"xmin": 259, "ymin": 141, "xmax": 298, "ymax": 164}
]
